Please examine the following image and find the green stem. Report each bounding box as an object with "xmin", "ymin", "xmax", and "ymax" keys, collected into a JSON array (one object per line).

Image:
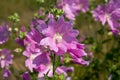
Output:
[{"xmin": 53, "ymin": 53, "xmax": 56, "ymax": 80}]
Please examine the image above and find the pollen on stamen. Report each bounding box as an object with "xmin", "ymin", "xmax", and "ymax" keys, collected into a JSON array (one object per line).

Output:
[
  {"xmin": 0, "ymin": 55, "xmax": 5, "ymax": 60},
  {"xmin": 53, "ymin": 33, "xmax": 63, "ymax": 43}
]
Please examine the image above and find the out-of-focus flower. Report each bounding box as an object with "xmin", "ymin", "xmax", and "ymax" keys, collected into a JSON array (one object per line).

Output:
[
  {"xmin": 0, "ymin": 24, "xmax": 10, "ymax": 44},
  {"xmin": 111, "ymin": 29, "xmax": 120, "ymax": 36},
  {"xmin": 109, "ymin": 0, "xmax": 120, "ymax": 6},
  {"xmin": 40, "ymin": 16, "xmax": 79, "ymax": 55},
  {"xmin": 22, "ymin": 72, "xmax": 30, "ymax": 80},
  {"xmin": 57, "ymin": 0, "xmax": 89, "ymax": 20},
  {"xmin": 79, "ymin": 35, "xmax": 86, "ymax": 42},
  {"xmin": 21, "ymin": 26, "xmax": 26, "ymax": 32},
  {"xmin": 3, "ymin": 69, "xmax": 11, "ymax": 78},
  {"xmin": 15, "ymin": 37, "xmax": 25, "ymax": 47},
  {"xmin": 92, "ymin": 0, "xmax": 120, "ymax": 36},
  {"xmin": 0, "ymin": 49, "xmax": 13, "ymax": 68}
]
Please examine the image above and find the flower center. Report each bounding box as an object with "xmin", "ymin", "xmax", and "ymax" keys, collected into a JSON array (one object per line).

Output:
[
  {"xmin": 53, "ymin": 33, "xmax": 63, "ymax": 43},
  {"xmin": 0, "ymin": 55, "xmax": 5, "ymax": 60},
  {"xmin": 30, "ymin": 54, "xmax": 36, "ymax": 60},
  {"xmin": 118, "ymin": 32, "xmax": 120, "ymax": 35},
  {"xmin": 105, "ymin": 13, "xmax": 110, "ymax": 20}
]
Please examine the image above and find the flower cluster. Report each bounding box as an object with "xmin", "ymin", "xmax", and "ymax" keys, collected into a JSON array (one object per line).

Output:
[
  {"xmin": 92, "ymin": 0, "xmax": 120, "ymax": 36},
  {"xmin": 23, "ymin": 14, "xmax": 89, "ymax": 79},
  {"xmin": 0, "ymin": 23, "xmax": 13, "ymax": 78},
  {"xmin": 1, "ymin": 0, "xmax": 120, "ymax": 79},
  {"xmin": 0, "ymin": 48, "xmax": 13, "ymax": 78},
  {"xmin": 57, "ymin": 0, "xmax": 89, "ymax": 20}
]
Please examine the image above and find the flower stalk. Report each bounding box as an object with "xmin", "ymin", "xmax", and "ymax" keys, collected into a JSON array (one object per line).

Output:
[{"xmin": 53, "ymin": 53, "xmax": 56, "ymax": 80}]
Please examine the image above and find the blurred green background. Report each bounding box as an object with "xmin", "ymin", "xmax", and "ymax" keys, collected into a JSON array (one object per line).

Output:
[
  {"xmin": 0, "ymin": 0, "xmax": 120, "ymax": 80},
  {"xmin": 0, "ymin": 0, "xmax": 39, "ymax": 25}
]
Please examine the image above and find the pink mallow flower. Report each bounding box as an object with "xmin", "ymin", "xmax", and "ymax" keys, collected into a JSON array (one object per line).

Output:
[
  {"xmin": 23, "ymin": 51, "xmax": 73, "ymax": 79},
  {"xmin": 39, "ymin": 16, "xmax": 79, "ymax": 55},
  {"xmin": 57, "ymin": 0, "xmax": 89, "ymax": 20},
  {"xmin": 37, "ymin": 63, "xmax": 74, "ymax": 78},
  {"xmin": 23, "ymin": 27, "xmax": 49, "ymax": 72},
  {"xmin": 23, "ymin": 14, "xmax": 90, "ymax": 80},
  {"xmin": 3, "ymin": 69, "xmax": 11, "ymax": 78},
  {"xmin": 68, "ymin": 42, "xmax": 89, "ymax": 66},
  {"xmin": 23, "ymin": 49, "xmax": 41, "ymax": 72},
  {"xmin": 92, "ymin": 0, "xmax": 120, "ymax": 36},
  {"xmin": 0, "ymin": 24, "xmax": 10, "ymax": 44},
  {"xmin": 0, "ymin": 49, "xmax": 13, "ymax": 68}
]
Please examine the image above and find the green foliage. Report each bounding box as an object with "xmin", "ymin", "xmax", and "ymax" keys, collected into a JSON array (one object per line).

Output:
[
  {"xmin": 8, "ymin": 13, "xmax": 20, "ymax": 23},
  {"xmin": 50, "ymin": 8, "xmax": 64, "ymax": 18},
  {"xmin": 36, "ymin": 0, "xmax": 45, "ymax": 3},
  {"xmin": 19, "ymin": 31, "xmax": 27, "ymax": 39},
  {"xmin": 30, "ymin": 71, "xmax": 38, "ymax": 80}
]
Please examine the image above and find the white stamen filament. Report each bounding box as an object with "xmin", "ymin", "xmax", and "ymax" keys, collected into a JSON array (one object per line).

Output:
[
  {"xmin": 0, "ymin": 55, "xmax": 5, "ymax": 60},
  {"xmin": 105, "ymin": 13, "xmax": 110, "ymax": 20},
  {"xmin": 53, "ymin": 33, "xmax": 63, "ymax": 43},
  {"xmin": 30, "ymin": 54, "xmax": 36, "ymax": 60}
]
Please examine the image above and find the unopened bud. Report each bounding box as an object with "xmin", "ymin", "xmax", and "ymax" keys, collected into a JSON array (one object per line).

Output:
[
  {"xmin": 8, "ymin": 28, "xmax": 12, "ymax": 32},
  {"xmin": 108, "ymin": 32, "xmax": 113, "ymax": 36},
  {"xmin": 14, "ymin": 27, "xmax": 19, "ymax": 32}
]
